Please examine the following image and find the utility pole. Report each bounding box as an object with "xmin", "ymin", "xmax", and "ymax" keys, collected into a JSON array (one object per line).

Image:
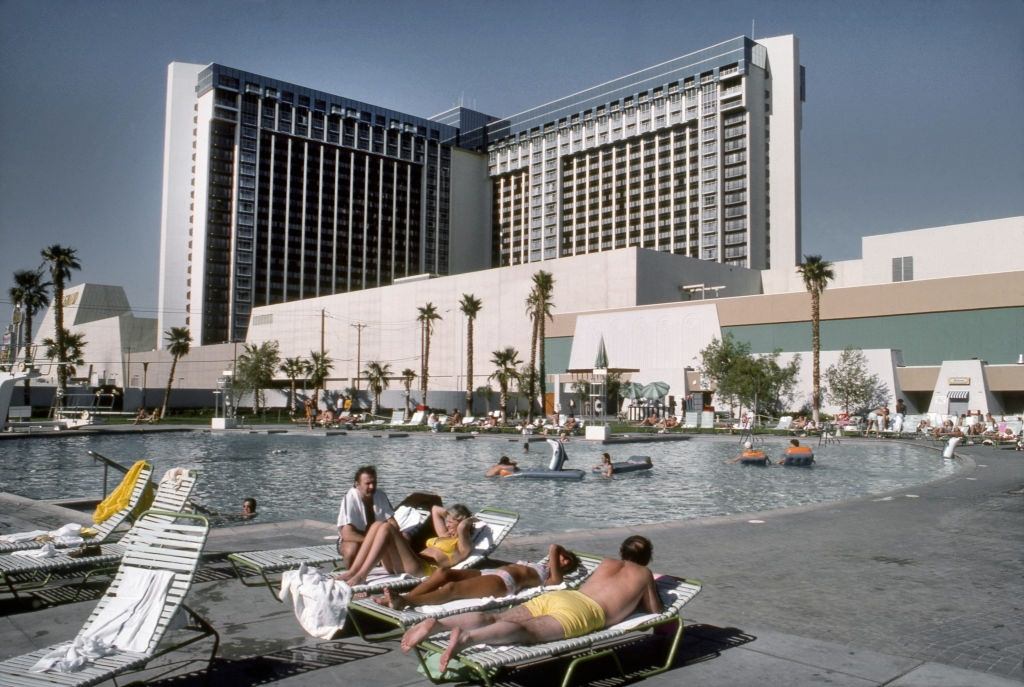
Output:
[{"xmin": 351, "ymin": 322, "xmax": 367, "ymax": 392}]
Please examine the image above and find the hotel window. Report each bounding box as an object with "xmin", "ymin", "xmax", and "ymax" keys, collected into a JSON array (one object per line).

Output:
[{"xmin": 892, "ymin": 256, "xmax": 914, "ymax": 282}]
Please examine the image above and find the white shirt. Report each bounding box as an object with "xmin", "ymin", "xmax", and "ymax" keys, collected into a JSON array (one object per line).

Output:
[{"xmin": 336, "ymin": 487, "xmax": 394, "ymax": 531}]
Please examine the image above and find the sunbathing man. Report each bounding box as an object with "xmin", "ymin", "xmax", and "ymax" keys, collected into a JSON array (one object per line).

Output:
[
  {"xmin": 337, "ymin": 465, "xmax": 398, "ymax": 568},
  {"xmin": 401, "ymin": 535, "xmax": 663, "ymax": 672},
  {"xmin": 380, "ymin": 544, "xmax": 579, "ymax": 610},
  {"xmin": 336, "ymin": 504, "xmax": 474, "ymax": 586}
]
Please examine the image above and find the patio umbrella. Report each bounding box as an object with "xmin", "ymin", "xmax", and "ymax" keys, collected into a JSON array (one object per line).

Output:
[
  {"xmin": 593, "ymin": 336, "xmax": 609, "ymax": 370},
  {"xmin": 621, "ymin": 382, "xmax": 645, "ymax": 400},
  {"xmin": 640, "ymin": 381, "xmax": 670, "ymax": 400}
]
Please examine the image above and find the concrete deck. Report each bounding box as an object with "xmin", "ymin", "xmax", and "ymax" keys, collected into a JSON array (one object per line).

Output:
[{"xmin": 0, "ymin": 438, "xmax": 1021, "ymax": 686}]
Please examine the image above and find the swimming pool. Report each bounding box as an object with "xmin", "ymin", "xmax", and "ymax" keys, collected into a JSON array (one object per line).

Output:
[{"xmin": 0, "ymin": 432, "xmax": 960, "ymax": 536}]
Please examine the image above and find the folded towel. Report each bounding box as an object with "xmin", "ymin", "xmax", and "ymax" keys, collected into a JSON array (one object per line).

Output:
[
  {"xmin": 280, "ymin": 563, "xmax": 352, "ymax": 639},
  {"xmin": 394, "ymin": 505, "xmax": 428, "ymax": 533}
]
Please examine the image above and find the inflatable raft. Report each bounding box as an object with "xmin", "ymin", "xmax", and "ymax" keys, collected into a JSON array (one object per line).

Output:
[
  {"xmin": 781, "ymin": 446, "xmax": 814, "ymax": 466},
  {"xmin": 504, "ymin": 439, "xmax": 586, "ymax": 480},
  {"xmin": 737, "ymin": 450, "xmax": 769, "ymax": 466},
  {"xmin": 591, "ymin": 455, "xmax": 654, "ymax": 474}
]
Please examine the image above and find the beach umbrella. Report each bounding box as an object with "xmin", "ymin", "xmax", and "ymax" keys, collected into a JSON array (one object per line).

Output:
[
  {"xmin": 593, "ymin": 336, "xmax": 608, "ymax": 370},
  {"xmin": 622, "ymin": 382, "xmax": 645, "ymax": 400},
  {"xmin": 640, "ymin": 381, "xmax": 670, "ymax": 400}
]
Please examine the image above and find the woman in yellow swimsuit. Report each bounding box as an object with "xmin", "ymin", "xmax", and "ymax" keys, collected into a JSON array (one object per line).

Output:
[{"xmin": 337, "ymin": 504, "xmax": 473, "ymax": 586}]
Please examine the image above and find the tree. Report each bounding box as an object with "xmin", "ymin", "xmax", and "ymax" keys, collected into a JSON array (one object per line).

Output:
[
  {"xmin": 489, "ymin": 346, "xmax": 522, "ymax": 423},
  {"xmin": 699, "ymin": 335, "xmax": 801, "ymax": 421},
  {"xmin": 160, "ymin": 326, "xmax": 191, "ymax": 419},
  {"xmin": 699, "ymin": 333, "xmax": 753, "ymax": 412},
  {"xmin": 525, "ymin": 271, "xmax": 555, "ymax": 420},
  {"xmin": 236, "ymin": 341, "xmax": 280, "ymax": 414},
  {"xmin": 416, "ymin": 302, "xmax": 442, "ymax": 408},
  {"xmin": 364, "ymin": 361, "xmax": 392, "ymax": 416},
  {"xmin": 41, "ymin": 244, "xmax": 81, "ymax": 402},
  {"xmin": 459, "ymin": 293, "xmax": 482, "ymax": 414},
  {"xmin": 308, "ymin": 350, "xmax": 333, "ymax": 410},
  {"xmin": 797, "ymin": 255, "xmax": 835, "ymax": 425},
  {"xmin": 279, "ymin": 356, "xmax": 310, "ymax": 416},
  {"xmin": 826, "ymin": 347, "xmax": 891, "ymax": 415},
  {"xmin": 42, "ymin": 329, "xmax": 86, "ymax": 380},
  {"xmin": 400, "ymin": 368, "xmax": 417, "ymax": 418},
  {"xmin": 8, "ymin": 269, "xmax": 50, "ymax": 404}
]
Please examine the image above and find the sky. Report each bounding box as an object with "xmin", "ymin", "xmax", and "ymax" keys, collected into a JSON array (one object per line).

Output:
[{"xmin": 1, "ymin": 0, "xmax": 1022, "ymax": 326}]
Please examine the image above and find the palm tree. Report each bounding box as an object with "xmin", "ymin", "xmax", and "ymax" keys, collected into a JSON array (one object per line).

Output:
[
  {"xmin": 307, "ymin": 350, "xmax": 334, "ymax": 410},
  {"xmin": 279, "ymin": 356, "xmax": 310, "ymax": 416},
  {"xmin": 489, "ymin": 346, "xmax": 522, "ymax": 423},
  {"xmin": 400, "ymin": 368, "xmax": 416, "ymax": 419},
  {"xmin": 160, "ymin": 326, "xmax": 192, "ymax": 420},
  {"xmin": 364, "ymin": 361, "xmax": 392, "ymax": 416},
  {"xmin": 797, "ymin": 255, "xmax": 835, "ymax": 425},
  {"xmin": 8, "ymin": 269, "xmax": 50, "ymax": 404},
  {"xmin": 42, "ymin": 329, "xmax": 86, "ymax": 379},
  {"xmin": 524, "ymin": 289, "xmax": 540, "ymax": 420},
  {"xmin": 459, "ymin": 293, "xmax": 482, "ymax": 414},
  {"xmin": 41, "ymin": 244, "xmax": 81, "ymax": 402},
  {"xmin": 236, "ymin": 341, "xmax": 281, "ymax": 414},
  {"xmin": 527, "ymin": 271, "xmax": 555, "ymax": 420},
  {"xmin": 416, "ymin": 302, "xmax": 442, "ymax": 408}
]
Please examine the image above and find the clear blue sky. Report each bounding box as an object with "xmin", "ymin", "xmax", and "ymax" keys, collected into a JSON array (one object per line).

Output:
[{"xmin": 1, "ymin": 0, "xmax": 1022, "ymax": 325}]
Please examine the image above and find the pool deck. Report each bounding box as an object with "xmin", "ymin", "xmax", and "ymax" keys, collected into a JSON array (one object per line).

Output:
[{"xmin": 0, "ymin": 431, "xmax": 1021, "ymax": 686}]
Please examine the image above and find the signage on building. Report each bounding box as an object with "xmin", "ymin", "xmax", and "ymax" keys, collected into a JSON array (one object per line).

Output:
[{"xmin": 948, "ymin": 377, "xmax": 971, "ymax": 385}]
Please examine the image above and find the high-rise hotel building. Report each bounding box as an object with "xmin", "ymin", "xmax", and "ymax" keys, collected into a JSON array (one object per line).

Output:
[
  {"xmin": 159, "ymin": 36, "xmax": 802, "ymax": 345},
  {"xmin": 159, "ymin": 64, "xmax": 491, "ymax": 345},
  {"xmin": 486, "ymin": 35, "xmax": 803, "ymax": 269}
]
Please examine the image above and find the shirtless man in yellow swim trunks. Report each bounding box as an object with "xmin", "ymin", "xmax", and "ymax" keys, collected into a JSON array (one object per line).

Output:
[{"xmin": 401, "ymin": 535, "xmax": 663, "ymax": 672}]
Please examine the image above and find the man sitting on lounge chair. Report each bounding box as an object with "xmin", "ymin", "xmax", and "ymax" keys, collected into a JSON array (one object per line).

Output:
[{"xmin": 401, "ymin": 535, "xmax": 662, "ymax": 673}]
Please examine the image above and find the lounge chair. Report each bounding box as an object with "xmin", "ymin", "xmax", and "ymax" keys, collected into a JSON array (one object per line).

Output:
[
  {"xmin": 387, "ymin": 409, "xmax": 406, "ymax": 427},
  {"xmin": 0, "ymin": 470, "xmax": 198, "ymax": 598},
  {"xmin": 411, "ymin": 574, "xmax": 703, "ymax": 687},
  {"xmin": 772, "ymin": 416, "xmax": 793, "ymax": 432},
  {"xmin": 347, "ymin": 552, "xmax": 603, "ymax": 641},
  {"xmin": 0, "ymin": 462, "xmax": 154, "ymax": 554},
  {"xmin": 230, "ymin": 506, "xmax": 520, "ymax": 601},
  {"xmin": 0, "ymin": 510, "xmax": 217, "ymax": 687}
]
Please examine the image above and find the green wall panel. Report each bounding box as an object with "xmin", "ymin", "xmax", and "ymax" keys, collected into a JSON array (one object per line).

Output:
[{"xmin": 723, "ymin": 307, "xmax": 1024, "ymax": 365}]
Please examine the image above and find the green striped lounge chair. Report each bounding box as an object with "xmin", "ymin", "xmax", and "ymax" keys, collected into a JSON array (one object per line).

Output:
[
  {"xmin": 0, "ymin": 470, "xmax": 198, "ymax": 599},
  {"xmin": 0, "ymin": 509, "xmax": 217, "ymax": 687},
  {"xmin": 347, "ymin": 551, "xmax": 604, "ymax": 641},
  {"xmin": 412, "ymin": 575, "xmax": 703, "ymax": 687},
  {"xmin": 230, "ymin": 506, "xmax": 520, "ymax": 601},
  {"xmin": 0, "ymin": 463, "xmax": 154, "ymax": 554}
]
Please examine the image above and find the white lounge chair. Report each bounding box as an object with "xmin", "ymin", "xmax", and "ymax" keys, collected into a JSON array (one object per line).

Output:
[
  {"xmin": 0, "ymin": 510, "xmax": 217, "ymax": 686},
  {"xmin": 405, "ymin": 410, "xmax": 426, "ymax": 426},
  {"xmin": 0, "ymin": 463, "xmax": 154, "ymax": 554},
  {"xmin": 229, "ymin": 506, "xmax": 520, "ymax": 601},
  {"xmin": 347, "ymin": 552, "xmax": 603, "ymax": 641},
  {"xmin": 0, "ymin": 470, "xmax": 198, "ymax": 599},
  {"xmin": 773, "ymin": 416, "xmax": 793, "ymax": 432},
  {"xmin": 411, "ymin": 574, "xmax": 702, "ymax": 686}
]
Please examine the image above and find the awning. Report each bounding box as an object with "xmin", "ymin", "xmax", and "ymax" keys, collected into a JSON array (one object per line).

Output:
[{"xmin": 947, "ymin": 390, "xmax": 970, "ymax": 401}]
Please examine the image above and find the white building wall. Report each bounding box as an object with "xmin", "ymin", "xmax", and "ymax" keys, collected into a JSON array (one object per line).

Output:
[{"xmin": 158, "ymin": 62, "xmax": 205, "ymax": 346}]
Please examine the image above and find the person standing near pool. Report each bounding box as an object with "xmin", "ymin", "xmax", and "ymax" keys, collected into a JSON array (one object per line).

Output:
[{"xmin": 337, "ymin": 465, "xmax": 397, "ymax": 568}]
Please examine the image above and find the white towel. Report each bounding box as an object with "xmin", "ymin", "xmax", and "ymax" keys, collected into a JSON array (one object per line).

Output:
[
  {"xmin": 13, "ymin": 542, "xmax": 56, "ymax": 559},
  {"xmin": 160, "ymin": 467, "xmax": 190, "ymax": 487},
  {"xmin": 30, "ymin": 567, "xmax": 174, "ymax": 673},
  {"xmin": 1, "ymin": 523, "xmax": 83, "ymax": 547},
  {"xmin": 279, "ymin": 563, "xmax": 352, "ymax": 639},
  {"xmin": 0, "ymin": 529, "xmax": 47, "ymax": 543},
  {"xmin": 394, "ymin": 505, "xmax": 428, "ymax": 533}
]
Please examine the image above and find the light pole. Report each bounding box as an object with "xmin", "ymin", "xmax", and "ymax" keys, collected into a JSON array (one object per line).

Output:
[{"xmin": 351, "ymin": 322, "xmax": 367, "ymax": 395}]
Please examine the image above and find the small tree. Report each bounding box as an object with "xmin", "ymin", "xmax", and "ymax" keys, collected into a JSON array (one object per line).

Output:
[
  {"xmin": 308, "ymin": 351, "xmax": 333, "ymax": 410},
  {"xmin": 236, "ymin": 341, "xmax": 280, "ymax": 414},
  {"xmin": 161, "ymin": 326, "xmax": 192, "ymax": 419},
  {"xmin": 400, "ymin": 368, "xmax": 416, "ymax": 418},
  {"xmin": 364, "ymin": 361, "xmax": 392, "ymax": 416},
  {"xmin": 279, "ymin": 356, "xmax": 310, "ymax": 416},
  {"xmin": 42, "ymin": 328, "xmax": 86, "ymax": 380},
  {"xmin": 489, "ymin": 346, "xmax": 522, "ymax": 422},
  {"xmin": 699, "ymin": 333, "xmax": 752, "ymax": 413},
  {"xmin": 825, "ymin": 347, "xmax": 890, "ymax": 415}
]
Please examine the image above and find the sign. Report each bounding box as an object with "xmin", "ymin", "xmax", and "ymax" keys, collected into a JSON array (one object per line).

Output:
[{"xmin": 948, "ymin": 377, "xmax": 971, "ymax": 385}]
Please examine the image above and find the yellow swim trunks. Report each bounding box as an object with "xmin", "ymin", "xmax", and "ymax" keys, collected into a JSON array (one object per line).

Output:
[{"xmin": 522, "ymin": 590, "xmax": 605, "ymax": 638}]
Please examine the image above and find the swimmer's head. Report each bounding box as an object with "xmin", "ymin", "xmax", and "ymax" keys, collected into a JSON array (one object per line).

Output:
[{"xmin": 743, "ymin": 441, "xmax": 752, "ymax": 449}]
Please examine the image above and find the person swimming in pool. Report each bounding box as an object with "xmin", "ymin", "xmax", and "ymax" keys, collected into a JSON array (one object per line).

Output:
[
  {"xmin": 401, "ymin": 535, "xmax": 663, "ymax": 672},
  {"xmin": 335, "ymin": 504, "xmax": 474, "ymax": 587},
  {"xmin": 380, "ymin": 544, "xmax": 580, "ymax": 610}
]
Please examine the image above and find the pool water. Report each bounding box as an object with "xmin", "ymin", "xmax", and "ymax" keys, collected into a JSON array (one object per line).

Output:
[{"xmin": 0, "ymin": 433, "xmax": 959, "ymax": 536}]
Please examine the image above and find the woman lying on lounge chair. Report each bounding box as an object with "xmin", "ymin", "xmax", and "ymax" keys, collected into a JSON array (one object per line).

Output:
[
  {"xmin": 378, "ymin": 544, "xmax": 580, "ymax": 610},
  {"xmin": 336, "ymin": 504, "xmax": 474, "ymax": 586}
]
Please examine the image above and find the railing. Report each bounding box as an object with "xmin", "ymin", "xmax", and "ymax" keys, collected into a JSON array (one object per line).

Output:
[{"xmin": 87, "ymin": 450, "xmax": 128, "ymax": 495}]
